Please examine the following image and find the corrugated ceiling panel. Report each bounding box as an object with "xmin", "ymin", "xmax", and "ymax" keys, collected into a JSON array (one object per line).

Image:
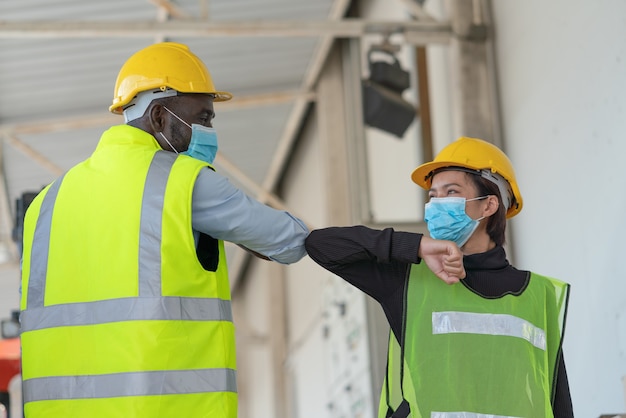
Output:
[
  {"xmin": 0, "ymin": 0, "xmax": 157, "ymax": 21},
  {"xmin": 0, "ymin": 38, "xmax": 149, "ymax": 122}
]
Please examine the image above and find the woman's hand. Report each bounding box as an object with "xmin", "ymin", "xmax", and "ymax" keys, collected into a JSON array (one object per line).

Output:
[{"xmin": 418, "ymin": 236, "xmax": 466, "ymax": 284}]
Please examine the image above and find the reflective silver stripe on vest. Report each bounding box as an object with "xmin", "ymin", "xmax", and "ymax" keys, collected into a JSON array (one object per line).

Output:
[
  {"xmin": 26, "ymin": 175, "xmax": 65, "ymax": 310},
  {"xmin": 432, "ymin": 311, "xmax": 546, "ymax": 351},
  {"xmin": 20, "ymin": 296, "xmax": 233, "ymax": 331},
  {"xmin": 432, "ymin": 412, "xmax": 521, "ymax": 418},
  {"xmin": 138, "ymin": 151, "xmax": 174, "ymax": 297},
  {"xmin": 22, "ymin": 368, "xmax": 237, "ymax": 402}
]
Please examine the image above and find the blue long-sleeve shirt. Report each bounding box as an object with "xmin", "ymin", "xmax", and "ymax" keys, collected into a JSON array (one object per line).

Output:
[{"xmin": 192, "ymin": 167, "xmax": 309, "ymax": 264}]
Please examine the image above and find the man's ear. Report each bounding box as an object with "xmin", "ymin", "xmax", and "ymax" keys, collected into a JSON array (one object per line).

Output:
[
  {"xmin": 484, "ymin": 195, "xmax": 500, "ymax": 217},
  {"xmin": 148, "ymin": 103, "xmax": 167, "ymax": 133}
]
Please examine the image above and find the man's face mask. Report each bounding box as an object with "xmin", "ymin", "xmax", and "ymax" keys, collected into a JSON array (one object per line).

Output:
[
  {"xmin": 424, "ymin": 196, "xmax": 487, "ymax": 247},
  {"xmin": 159, "ymin": 106, "xmax": 218, "ymax": 165}
]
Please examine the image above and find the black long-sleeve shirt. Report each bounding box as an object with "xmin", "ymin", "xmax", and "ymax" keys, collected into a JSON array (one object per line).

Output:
[{"xmin": 305, "ymin": 225, "xmax": 574, "ymax": 417}]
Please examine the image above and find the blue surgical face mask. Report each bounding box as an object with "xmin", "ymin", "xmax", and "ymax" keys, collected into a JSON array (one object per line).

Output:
[
  {"xmin": 181, "ymin": 124, "xmax": 218, "ymax": 164},
  {"xmin": 160, "ymin": 106, "xmax": 218, "ymax": 165},
  {"xmin": 424, "ymin": 196, "xmax": 487, "ymax": 247}
]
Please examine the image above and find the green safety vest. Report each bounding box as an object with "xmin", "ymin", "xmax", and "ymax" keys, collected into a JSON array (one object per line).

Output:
[
  {"xmin": 20, "ymin": 125, "xmax": 237, "ymax": 418},
  {"xmin": 380, "ymin": 263, "xmax": 569, "ymax": 418}
]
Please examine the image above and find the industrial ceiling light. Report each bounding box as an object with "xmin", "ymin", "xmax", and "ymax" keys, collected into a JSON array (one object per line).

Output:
[{"xmin": 362, "ymin": 44, "xmax": 418, "ymax": 138}]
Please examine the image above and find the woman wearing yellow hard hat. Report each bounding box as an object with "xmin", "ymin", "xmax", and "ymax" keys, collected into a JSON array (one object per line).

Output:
[{"xmin": 306, "ymin": 137, "xmax": 572, "ymax": 417}]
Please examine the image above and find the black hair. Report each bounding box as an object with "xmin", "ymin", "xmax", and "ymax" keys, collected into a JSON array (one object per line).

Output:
[{"xmin": 466, "ymin": 172, "xmax": 507, "ymax": 246}]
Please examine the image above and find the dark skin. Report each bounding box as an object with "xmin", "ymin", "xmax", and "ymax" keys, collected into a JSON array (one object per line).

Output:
[
  {"xmin": 128, "ymin": 92, "xmax": 271, "ymax": 261},
  {"xmin": 128, "ymin": 93, "xmax": 215, "ymax": 152}
]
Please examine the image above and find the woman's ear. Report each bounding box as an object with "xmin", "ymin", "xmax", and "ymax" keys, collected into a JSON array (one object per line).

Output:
[{"xmin": 484, "ymin": 195, "xmax": 500, "ymax": 217}]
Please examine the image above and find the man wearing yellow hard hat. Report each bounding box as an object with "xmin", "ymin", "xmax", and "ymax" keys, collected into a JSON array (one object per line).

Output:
[
  {"xmin": 306, "ymin": 137, "xmax": 572, "ymax": 417},
  {"xmin": 19, "ymin": 42, "xmax": 309, "ymax": 418}
]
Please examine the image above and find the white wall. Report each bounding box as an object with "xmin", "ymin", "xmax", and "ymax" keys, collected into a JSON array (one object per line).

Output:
[{"xmin": 492, "ymin": 1, "xmax": 626, "ymax": 415}]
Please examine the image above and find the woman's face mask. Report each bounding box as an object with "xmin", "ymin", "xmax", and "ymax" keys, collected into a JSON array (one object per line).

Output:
[
  {"xmin": 159, "ymin": 106, "xmax": 218, "ymax": 165},
  {"xmin": 424, "ymin": 196, "xmax": 487, "ymax": 247}
]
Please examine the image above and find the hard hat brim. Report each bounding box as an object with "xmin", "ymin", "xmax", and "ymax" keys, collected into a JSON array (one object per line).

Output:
[
  {"xmin": 411, "ymin": 161, "xmax": 472, "ymax": 189},
  {"xmin": 109, "ymin": 89, "xmax": 233, "ymax": 115}
]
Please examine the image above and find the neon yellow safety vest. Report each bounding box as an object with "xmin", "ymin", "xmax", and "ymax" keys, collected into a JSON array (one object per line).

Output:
[
  {"xmin": 380, "ymin": 263, "xmax": 569, "ymax": 418},
  {"xmin": 20, "ymin": 125, "xmax": 237, "ymax": 418}
]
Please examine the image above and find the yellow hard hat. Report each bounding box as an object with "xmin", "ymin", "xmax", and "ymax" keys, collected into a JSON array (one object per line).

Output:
[
  {"xmin": 109, "ymin": 42, "xmax": 232, "ymax": 114},
  {"xmin": 411, "ymin": 137, "xmax": 523, "ymax": 218}
]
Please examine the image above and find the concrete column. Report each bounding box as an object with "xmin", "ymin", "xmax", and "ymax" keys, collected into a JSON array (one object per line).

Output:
[{"xmin": 446, "ymin": 0, "xmax": 502, "ymax": 147}]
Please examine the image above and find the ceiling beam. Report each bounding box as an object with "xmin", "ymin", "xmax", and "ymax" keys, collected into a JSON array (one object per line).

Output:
[
  {"xmin": 4, "ymin": 133, "xmax": 65, "ymax": 176},
  {"xmin": 0, "ymin": 19, "xmax": 452, "ymax": 43},
  {"xmin": 0, "ymin": 90, "xmax": 316, "ymax": 135}
]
